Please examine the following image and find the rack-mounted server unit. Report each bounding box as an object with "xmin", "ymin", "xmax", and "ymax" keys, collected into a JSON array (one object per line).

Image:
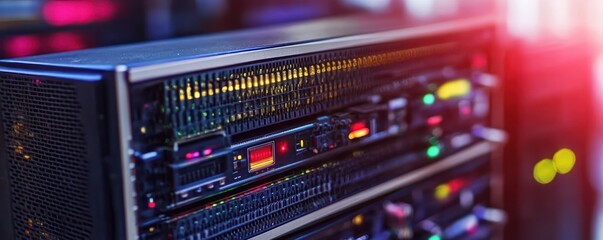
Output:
[{"xmin": 0, "ymin": 15, "xmax": 500, "ymax": 240}]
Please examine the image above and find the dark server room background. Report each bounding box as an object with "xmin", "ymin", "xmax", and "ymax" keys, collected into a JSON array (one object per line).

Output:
[{"xmin": 0, "ymin": 0, "xmax": 601, "ymax": 239}]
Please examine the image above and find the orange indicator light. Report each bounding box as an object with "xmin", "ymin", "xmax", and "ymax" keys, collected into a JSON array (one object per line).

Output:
[{"xmin": 349, "ymin": 121, "xmax": 370, "ymax": 140}]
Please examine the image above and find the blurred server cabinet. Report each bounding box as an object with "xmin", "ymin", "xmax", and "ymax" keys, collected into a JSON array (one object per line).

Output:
[{"xmin": 503, "ymin": 0, "xmax": 597, "ymax": 239}]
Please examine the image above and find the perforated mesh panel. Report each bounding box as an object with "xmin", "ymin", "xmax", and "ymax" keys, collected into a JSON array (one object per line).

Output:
[
  {"xmin": 0, "ymin": 74, "xmax": 92, "ymax": 239},
  {"xmin": 145, "ymin": 42, "xmax": 455, "ymax": 141}
]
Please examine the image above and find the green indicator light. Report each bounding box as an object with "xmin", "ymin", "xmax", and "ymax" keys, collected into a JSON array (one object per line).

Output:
[
  {"xmin": 220, "ymin": 201, "xmax": 224, "ymax": 204},
  {"xmin": 427, "ymin": 145, "xmax": 441, "ymax": 158},
  {"xmin": 423, "ymin": 93, "xmax": 435, "ymax": 105},
  {"xmin": 428, "ymin": 235, "xmax": 441, "ymax": 240}
]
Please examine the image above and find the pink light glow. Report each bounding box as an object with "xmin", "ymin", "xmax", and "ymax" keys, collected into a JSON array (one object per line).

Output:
[
  {"xmin": 43, "ymin": 0, "xmax": 117, "ymax": 26},
  {"xmin": 5, "ymin": 35, "xmax": 40, "ymax": 58},
  {"xmin": 427, "ymin": 115, "xmax": 443, "ymax": 126},
  {"xmin": 460, "ymin": 105, "xmax": 472, "ymax": 116},
  {"xmin": 185, "ymin": 151, "xmax": 200, "ymax": 160}
]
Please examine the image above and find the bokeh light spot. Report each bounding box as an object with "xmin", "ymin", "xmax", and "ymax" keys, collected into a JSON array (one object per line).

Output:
[
  {"xmin": 434, "ymin": 184, "xmax": 451, "ymax": 200},
  {"xmin": 533, "ymin": 159, "xmax": 557, "ymax": 184},
  {"xmin": 5, "ymin": 35, "xmax": 40, "ymax": 58},
  {"xmin": 553, "ymin": 148, "xmax": 576, "ymax": 174}
]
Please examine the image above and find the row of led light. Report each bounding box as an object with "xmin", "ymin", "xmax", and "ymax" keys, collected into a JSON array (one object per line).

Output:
[
  {"xmin": 169, "ymin": 43, "xmax": 456, "ymax": 102},
  {"xmin": 424, "ymin": 78, "xmax": 472, "ymax": 159}
]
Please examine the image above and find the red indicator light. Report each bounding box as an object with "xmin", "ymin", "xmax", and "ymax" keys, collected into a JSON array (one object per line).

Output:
[
  {"xmin": 148, "ymin": 198, "xmax": 156, "ymax": 209},
  {"xmin": 248, "ymin": 143, "xmax": 275, "ymax": 172},
  {"xmin": 434, "ymin": 178, "xmax": 466, "ymax": 201},
  {"xmin": 349, "ymin": 121, "xmax": 370, "ymax": 140},
  {"xmin": 448, "ymin": 179, "xmax": 465, "ymax": 192},
  {"xmin": 427, "ymin": 116, "xmax": 443, "ymax": 126},
  {"xmin": 278, "ymin": 141, "xmax": 288, "ymax": 154}
]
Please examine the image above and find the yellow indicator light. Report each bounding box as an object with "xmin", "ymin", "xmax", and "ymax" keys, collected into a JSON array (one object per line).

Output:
[
  {"xmin": 237, "ymin": 155, "xmax": 243, "ymax": 160},
  {"xmin": 352, "ymin": 214, "xmax": 364, "ymax": 225},
  {"xmin": 140, "ymin": 126, "xmax": 146, "ymax": 134},
  {"xmin": 534, "ymin": 159, "xmax": 557, "ymax": 184},
  {"xmin": 348, "ymin": 128, "xmax": 370, "ymax": 140},
  {"xmin": 179, "ymin": 89, "xmax": 185, "ymax": 101},
  {"xmin": 436, "ymin": 79, "xmax": 471, "ymax": 100},
  {"xmin": 434, "ymin": 184, "xmax": 451, "ymax": 200},
  {"xmin": 149, "ymin": 227, "xmax": 155, "ymax": 233},
  {"xmin": 187, "ymin": 86, "xmax": 193, "ymax": 100},
  {"xmin": 300, "ymin": 139, "xmax": 304, "ymax": 148},
  {"xmin": 553, "ymin": 148, "xmax": 576, "ymax": 174}
]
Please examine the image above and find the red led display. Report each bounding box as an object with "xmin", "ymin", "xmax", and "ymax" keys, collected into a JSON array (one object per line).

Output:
[{"xmin": 248, "ymin": 143, "xmax": 275, "ymax": 171}]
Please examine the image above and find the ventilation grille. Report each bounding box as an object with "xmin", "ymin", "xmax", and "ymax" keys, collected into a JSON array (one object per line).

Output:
[
  {"xmin": 0, "ymin": 74, "xmax": 92, "ymax": 239},
  {"xmin": 167, "ymin": 43, "xmax": 452, "ymax": 138},
  {"xmin": 135, "ymin": 42, "xmax": 456, "ymax": 143}
]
